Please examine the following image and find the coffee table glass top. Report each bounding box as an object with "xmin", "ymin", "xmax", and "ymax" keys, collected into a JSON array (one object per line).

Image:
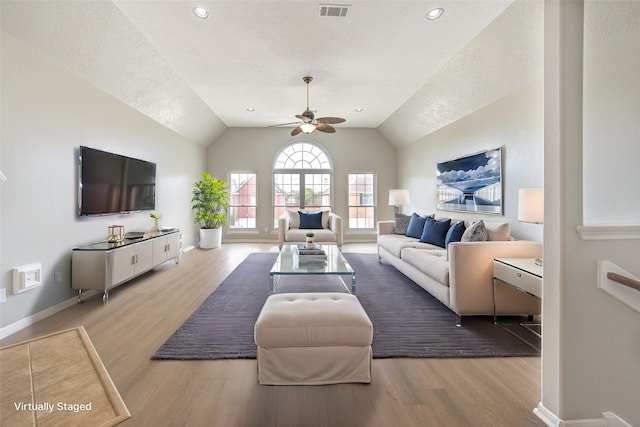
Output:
[{"xmin": 270, "ymin": 244, "xmax": 355, "ymax": 276}]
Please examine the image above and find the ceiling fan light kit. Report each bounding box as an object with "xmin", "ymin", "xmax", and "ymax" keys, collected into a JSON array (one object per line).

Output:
[
  {"xmin": 300, "ymin": 123, "xmax": 316, "ymax": 134},
  {"xmin": 271, "ymin": 76, "xmax": 346, "ymax": 136}
]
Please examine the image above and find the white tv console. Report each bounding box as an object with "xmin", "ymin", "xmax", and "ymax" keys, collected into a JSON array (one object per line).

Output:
[{"xmin": 72, "ymin": 229, "xmax": 180, "ymax": 304}]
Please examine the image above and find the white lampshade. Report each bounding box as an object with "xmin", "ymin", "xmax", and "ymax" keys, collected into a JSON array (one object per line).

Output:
[
  {"xmin": 389, "ymin": 189, "xmax": 410, "ymax": 206},
  {"xmin": 518, "ymin": 188, "xmax": 544, "ymax": 224},
  {"xmin": 300, "ymin": 123, "xmax": 316, "ymax": 134}
]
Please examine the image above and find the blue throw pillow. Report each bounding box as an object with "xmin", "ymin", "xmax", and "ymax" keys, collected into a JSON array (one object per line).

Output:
[
  {"xmin": 445, "ymin": 221, "xmax": 466, "ymax": 248},
  {"xmin": 420, "ymin": 217, "xmax": 451, "ymax": 248},
  {"xmin": 298, "ymin": 211, "xmax": 324, "ymax": 229},
  {"xmin": 406, "ymin": 213, "xmax": 428, "ymax": 239}
]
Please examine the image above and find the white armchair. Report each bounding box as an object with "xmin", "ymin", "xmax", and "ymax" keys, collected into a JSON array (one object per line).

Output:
[{"xmin": 278, "ymin": 210, "xmax": 343, "ymax": 248}]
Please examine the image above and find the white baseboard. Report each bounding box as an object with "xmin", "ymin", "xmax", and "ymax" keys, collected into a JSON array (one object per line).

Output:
[
  {"xmin": 602, "ymin": 412, "xmax": 633, "ymax": 427},
  {"xmin": 535, "ymin": 403, "xmax": 562, "ymax": 426},
  {"xmin": 535, "ymin": 403, "xmax": 632, "ymax": 427},
  {"xmin": 0, "ymin": 293, "xmax": 87, "ymax": 340}
]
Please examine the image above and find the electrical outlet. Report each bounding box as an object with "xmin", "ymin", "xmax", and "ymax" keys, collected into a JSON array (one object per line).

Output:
[{"xmin": 0, "ymin": 288, "xmax": 6, "ymax": 303}]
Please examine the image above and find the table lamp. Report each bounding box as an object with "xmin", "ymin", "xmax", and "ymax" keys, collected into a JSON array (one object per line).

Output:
[
  {"xmin": 518, "ymin": 187, "xmax": 543, "ymax": 265},
  {"xmin": 389, "ymin": 189, "xmax": 410, "ymax": 214}
]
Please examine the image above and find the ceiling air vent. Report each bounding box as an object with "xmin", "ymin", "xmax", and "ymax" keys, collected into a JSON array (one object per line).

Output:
[{"xmin": 319, "ymin": 4, "xmax": 350, "ymax": 18}]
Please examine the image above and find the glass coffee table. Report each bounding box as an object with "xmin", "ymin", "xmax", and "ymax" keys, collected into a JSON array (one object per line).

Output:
[{"xmin": 269, "ymin": 244, "xmax": 356, "ymax": 294}]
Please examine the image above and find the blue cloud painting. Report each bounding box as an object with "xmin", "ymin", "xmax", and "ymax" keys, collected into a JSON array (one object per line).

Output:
[{"xmin": 436, "ymin": 147, "xmax": 503, "ymax": 214}]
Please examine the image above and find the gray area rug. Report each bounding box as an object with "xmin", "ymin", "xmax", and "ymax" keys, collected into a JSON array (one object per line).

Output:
[{"xmin": 152, "ymin": 253, "xmax": 539, "ymax": 360}]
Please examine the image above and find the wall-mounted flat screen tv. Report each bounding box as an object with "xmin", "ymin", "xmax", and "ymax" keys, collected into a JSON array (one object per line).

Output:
[{"xmin": 78, "ymin": 146, "xmax": 156, "ymax": 216}]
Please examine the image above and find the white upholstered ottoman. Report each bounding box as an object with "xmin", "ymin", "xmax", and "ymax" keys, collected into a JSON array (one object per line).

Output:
[{"xmin": 254, "ymin": 293, "xmax": 373, "ymax": 385}]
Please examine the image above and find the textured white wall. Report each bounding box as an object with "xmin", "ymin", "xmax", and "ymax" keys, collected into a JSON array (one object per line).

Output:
[
  {"xmin": 205, "ymin": 128, "xmax": 397, "ymax": 242},
  {"xmin": 0, "ymin": 33, "xmax": 205, "ymax": 329},
  {"xmin": 396, "ymin": 82, "xmax": 544, "ymax": 242},
  {"xmin": 583, "ymin": 1, "xmax": 640, "ymax": 224}
]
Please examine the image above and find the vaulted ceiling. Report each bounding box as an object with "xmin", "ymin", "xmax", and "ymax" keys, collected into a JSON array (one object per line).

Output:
[{"xmin": 1, "ymin": 1, "xmax": 543, "ymax": 147}]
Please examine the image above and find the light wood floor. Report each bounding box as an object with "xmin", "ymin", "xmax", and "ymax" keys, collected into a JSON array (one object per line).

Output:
[{"xmin": 1, "ymin": 243, "xmax": 545, "ymax": 427}]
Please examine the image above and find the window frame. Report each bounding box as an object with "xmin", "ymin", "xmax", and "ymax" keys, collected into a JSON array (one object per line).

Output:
[
  {"xmin": 347, "ymin": 171, "xmax": 377, "ymax": 230},
  {"xmin": 228, "ymin": 171, "xmax": 258, "ymax": 231}
]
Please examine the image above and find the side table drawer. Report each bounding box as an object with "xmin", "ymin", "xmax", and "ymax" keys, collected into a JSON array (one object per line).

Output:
[{"xmin": 494, "ymin": 260, "xmax": 542, "ymax": 297}]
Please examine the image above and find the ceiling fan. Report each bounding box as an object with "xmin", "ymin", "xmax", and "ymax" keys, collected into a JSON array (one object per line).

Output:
[{"xmin": 271, "ymin": 76, "xmax": 346, "ymax": 136}]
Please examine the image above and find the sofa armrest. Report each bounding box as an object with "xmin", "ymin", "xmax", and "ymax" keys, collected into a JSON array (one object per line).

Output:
[
  {"xmin": 328, "ymin": 213, "xmax": 343, "ymax": 247},
  {"xmin": 277, "ymin": 215, "xmax": 289, "ymax": 249},
  {"xmin": 448, "ymin": 241, "xmax": 542, "ymax": 315},
  {"xmin": 377, "ymin": 220, "xmax": 395, "ymax": 236}
]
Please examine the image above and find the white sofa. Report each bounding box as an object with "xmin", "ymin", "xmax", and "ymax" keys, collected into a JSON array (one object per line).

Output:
[
  {"xmin": 278, "ymin": 210, "xmax": 343, "ymax": 248},
  {"xmin": 377, "ymin": 218, "xmax": 541, "ymax": 325}
]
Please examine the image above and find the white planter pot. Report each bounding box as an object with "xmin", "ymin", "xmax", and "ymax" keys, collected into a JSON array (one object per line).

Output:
[{"xmin": 200, "ymin": 228, "xmax": 222, "ymax": 249}]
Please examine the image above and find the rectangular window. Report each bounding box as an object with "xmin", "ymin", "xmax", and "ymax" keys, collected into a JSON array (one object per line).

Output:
[
  {"xmin": 273, "ymin": 173, "xmax": 300, "ymax": 228},
  {"xmin": 229, "ymin": 172, "xmax": 257, "ymax": 229},
  {"xmin": 348, "ymin": 173, "xmax": 376, "ymax": 229},
  {"xmin": 304, "ymin": 173, "xmax": 331, "ymax": 209}
]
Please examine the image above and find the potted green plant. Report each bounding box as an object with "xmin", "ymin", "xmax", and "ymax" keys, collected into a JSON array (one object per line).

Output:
[
  {"xmin": 192, "ymin": 172, "xmax": 229, "ymax": 249},
  {"xmin": 305, "ymin": 231, "xmax": 315, "ymax": 248}
]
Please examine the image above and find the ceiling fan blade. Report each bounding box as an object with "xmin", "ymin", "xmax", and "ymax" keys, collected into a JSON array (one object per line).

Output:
[
  {"xmin": 291, "ymin": 126, "xmax": 303, "ymax": 136},
  {"xmin": 269, "ymin": 122, "xmax": 301, "ymax": 127},
  {"xmin": 316, "ymin": 117, "xmax": 346, "ymax": 125},
  {"xmin": 315, "ymin": 123, "xmax": 336, "ymax": 133},
  {"xmin": 295, "ymin": 114, "xmax": 313, "ymax": 123}
]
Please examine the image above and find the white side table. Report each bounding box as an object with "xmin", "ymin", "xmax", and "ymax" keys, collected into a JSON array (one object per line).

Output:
[{"xmin": 493, "ymin": 258, "xmax": 542, "ymax": 340}]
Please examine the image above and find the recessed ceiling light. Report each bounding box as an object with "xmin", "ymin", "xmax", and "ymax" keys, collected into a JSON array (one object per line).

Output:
[
  {"xmin": 355, "ymin": 107, "xmax": 364, "ymax": 112},
  {"xmin": 193, "ymin": 7, "xmax": 209, "ymax": 19},
  {"xmin": 425, "ymin": 8, "xmax": 444, "ymax": 21},
  {"xmin": 246, "ymin": 107, "xmax": 255, "ymax": 112}
]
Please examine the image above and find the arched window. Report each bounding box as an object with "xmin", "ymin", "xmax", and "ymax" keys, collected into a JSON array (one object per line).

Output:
[
  {"xmin": 273, "ymin": 141, "xmax": 332, "ymax": 228},
  {"xmin": 274, "ymin": 141, "xmax": 331, "ymax": 169}
]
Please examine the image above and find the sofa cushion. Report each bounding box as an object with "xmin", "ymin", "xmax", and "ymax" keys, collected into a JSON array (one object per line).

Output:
[
  {"xmin": 445, "ymin": 221, "xmax": 466, "ymax": 248},
  {"xmin": 286, "ymin": 228, "xmax": 337, "ymax": 243},
  {"xmin": 393, "ymin": 213, "xmax": 411, "ymax": 235},
  {"xmin": 378, "ymin": 234, "xmax": 419, "ymax": 258},
  {"xmin": 420, "ymin": 217, "xmax": 451, "ymax": 248},
  {"xmin": 406, "ymin": 213, "xmax": 428, "ymax": 239},
  {"xmin": 401, "ymin": 248, "xmax": 450, "ymax": 286},
  {"xmin": 287, "ymin": 210, "xmax": 300, "ymax": 228},
  {"xmin": 299, "ymin": 211, "xmax": 324, "ymax": 229},
  {"xmin": 461, "ymin": 220, "xmax": 488, "ymax": 242},
  {"xmin": 377, "ymin": 234, "xmax": 441, "ymax": 258},
  {"xmin": 484, "ymin": 222, "xmax": 511, "ymax": 241}
]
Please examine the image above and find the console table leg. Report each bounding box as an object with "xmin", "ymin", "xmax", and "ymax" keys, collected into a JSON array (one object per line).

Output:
[
  {"xmin": 102, "ymin": 291, "xmax": 109, "ymax": 304},
  {"xmin": 77, "ymin": 289, "xmax": 83, "ymax": 304},
  {"xmin": 493, "ymin": 278, "xmax": 498, "ymax": 324}
]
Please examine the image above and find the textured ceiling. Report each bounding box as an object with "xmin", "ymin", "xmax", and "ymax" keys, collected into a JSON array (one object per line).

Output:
[
  {"xmin": 1, "ymin": 0, "xmax": 544, "ymax": 147},
  {"xmin": 379, "ymin": 0, "xmax": 543, "ymax": 146}
]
